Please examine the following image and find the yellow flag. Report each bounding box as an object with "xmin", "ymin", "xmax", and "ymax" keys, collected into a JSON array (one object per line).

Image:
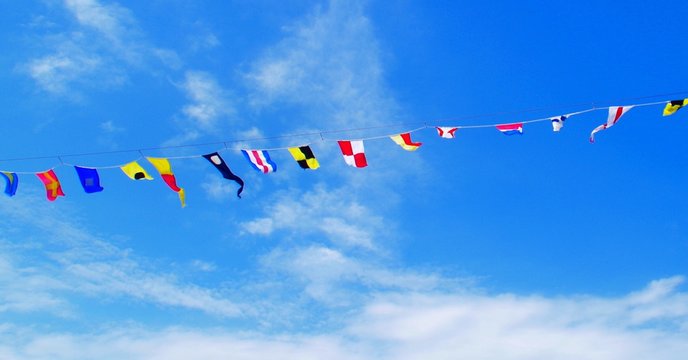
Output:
[
  {"xmin": 287, "ymin": 146, "xmax": 320, "ymax": 170},
  {"xmin": 120, "ymin": 161, "xmax": 153, "ymax": 180},
  {"xmin": 663, "ymin": 99, "xmax": 688, "ymax": 116}
]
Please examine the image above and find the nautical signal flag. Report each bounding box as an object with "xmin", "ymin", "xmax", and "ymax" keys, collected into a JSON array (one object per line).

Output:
[
  {"xmin": 589, "ymin": 106, "xmax": 633, "ymax": 143},
  {"xmin": 0, "ymin": 172, "xmax": 18, "ymax": 197},
  {"xmin": 436, "ymin": 127, "xmax": 458, "ymax": 139},
  {"xmin": 663, "ymin": 99, "xmax": 688, "ymax": 116},
  {"xmin": 496, "ymin": 123, "xmax": 523, "ymax": 135},
  {"xmin": 147, "ymin": 157, "xmax": 186, "ymax": 208},
  {"xmin": 288, "ymin": 145, "xmax": 320, "ymax": 170},
  {"xmin": 242, "ymin": 149, "xmax": 277, "ymax": 173},
  {"xmin": 36, "ymin": 169, "xmax": 65, "ymax": 201},
  {"xmin": 390, "ymin": 133, "xmax": 422, "ymax": 151},
  {"xmin": 121, "ymin": 161, "xmax": 153, "ymax": 180},
  {"xmin": 338, "ymin": 140, "xmax": 368, "ymax": 168},
  {"xmin": 551, "ymin": 115, "xmax": 567, "ymax": 132},
  {"xmin": 74, "ymin": 166, "xmax": 103, "ymax": 193},
  {"xmin": 203, "ymin": 152, "xmax": 245, "ymax": 198}
]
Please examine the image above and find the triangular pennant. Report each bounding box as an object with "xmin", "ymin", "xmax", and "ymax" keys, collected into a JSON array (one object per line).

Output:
[
  {"xmin": 147, "ymin": 157, "xmax": 185, "ymax": 208},
  {"xmin": 202, "ymin": 152, "xmax": 245, "ymax": 198},
  {"xmin": 589, "ymin": 106, "xmax": 633, "ymax": 143}
]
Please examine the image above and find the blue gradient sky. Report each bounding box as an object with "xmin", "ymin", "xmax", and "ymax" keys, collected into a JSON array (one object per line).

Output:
[{"xmin": 1, "ymin": 1, "xmax": 687, "ymax": 359}]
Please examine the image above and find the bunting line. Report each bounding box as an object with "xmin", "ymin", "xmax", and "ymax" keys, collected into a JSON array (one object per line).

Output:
[{"xmin": 0, "ymin": 96, "xmax": 685, "ymax": 176}]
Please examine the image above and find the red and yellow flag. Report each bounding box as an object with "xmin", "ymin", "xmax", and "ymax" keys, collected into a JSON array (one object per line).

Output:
[
  {"xmin": 390, "ymin": 132, "xmax": 422, "ymax": 151},
  {"xmin": 147, "ymin": 157, "xmax": 185, "ymax": 207},
  {"xmin": 36, "ymin": 169, "xmax": 65, "ymax": 201}
]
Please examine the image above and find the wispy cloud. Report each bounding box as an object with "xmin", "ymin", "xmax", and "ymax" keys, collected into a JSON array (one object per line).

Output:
[
  {"xmin": 246, "ymin": 0, "xmax": 399, "ymax": 128},
  {"xmin": 22, "ymin": 0, "xmax": 178, "ymax": 96},
  {"xmin": 99, "ymin": 120, "xmax": 124, "ymax": 134},
  {"xmin": 0, "ymin": 194, "xmax": 241, "ymax": 318},
  {"xmin": 261, "ymin": 245, "xmax": 442, "ymax": 306},
  {"xmin": 0, "ymin": 277, "xmax": 686, "ymax": 359},
  {"xmin": 180, "ymin": 71, "xmax": 234, "ymax": 131},
  {"xmin": 241, "ymin": 185, "xmax": 384, "ymax": 250}
]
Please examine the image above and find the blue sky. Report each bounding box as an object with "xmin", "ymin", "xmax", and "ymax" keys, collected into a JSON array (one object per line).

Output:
[{"xmin": 1, "ymin": 0, "xmax": 688, "ymax": 358}]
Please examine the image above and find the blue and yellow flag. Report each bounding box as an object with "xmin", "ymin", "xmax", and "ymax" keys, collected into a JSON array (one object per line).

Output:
[{"xmin": 0, "ymin": 172, "xmax": 18, "ymax": 197}]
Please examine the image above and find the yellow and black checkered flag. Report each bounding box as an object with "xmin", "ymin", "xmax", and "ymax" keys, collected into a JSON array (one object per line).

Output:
[
  {"xmin": 288, "ymin": 145, "xmax": 320, "ymax": 170},
  {"xmin": 663, "ymin": 99, "xmax": 688, "ymax": 116}
]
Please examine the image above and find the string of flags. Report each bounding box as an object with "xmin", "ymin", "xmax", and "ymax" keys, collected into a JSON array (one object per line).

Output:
[{"xmin": 0, "ymin": 97, "xmax": 686, "ymax": 206}]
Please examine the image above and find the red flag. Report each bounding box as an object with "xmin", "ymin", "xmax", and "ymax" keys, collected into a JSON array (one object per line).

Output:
[{"xmin": 36, "ymin": 169, "xmax": 65, "ymax": 201}]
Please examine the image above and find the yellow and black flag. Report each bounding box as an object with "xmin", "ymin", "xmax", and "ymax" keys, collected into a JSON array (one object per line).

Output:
[
  {"xmin": 288, "ymin": 145, "xmax": 320, "ymax": 170},
  {"xmin": 663, "ymin": 99, "xmax": 688, "ymax": 116}
]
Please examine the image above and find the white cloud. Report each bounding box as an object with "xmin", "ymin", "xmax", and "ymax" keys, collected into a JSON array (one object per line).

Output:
[
  {"xmin": 240, "ymin": 185, "xmax": 384, "ymax": 250},
  {"xmin": 345, "ymin": 277, "xmax": 688, "ymax": 360},
  {"xmin": 0, "ymin": 253, "xmax": 71, "ymax": 316},
  {"xmin": 246, "ymin": 0, "xmax": 399, "ymax": 129},
  {"xmin": 261, "ymin": 245, "xmax": 442, "ymax": 306},
  {"xmin": 99, "ymin": 120, "xmax": 124, "ymax": 134},
  {"xmin": 190, "ymin": 260, "xmax": 217, "ymax": 272},
  {"xmin": 0, "ymin": 277, "xmax": 686, "ymax": 359},
  {"xmin": 201, "ymin": 175, "xmax": 240, "ymax": 202},
  {"xmin": 23, "ymin": 0, "xmax": 179, "ymax": 95},
  {"xmin": 180, "ymin": 71, "xmax": 234, "ymax": 131},
  {"xmin": 0, "ymin": 194, "xmax": 241, "ymax": 318},
  {"xmin": 26, "ymin": 51, "xmax": 101, "ymax": 94}
]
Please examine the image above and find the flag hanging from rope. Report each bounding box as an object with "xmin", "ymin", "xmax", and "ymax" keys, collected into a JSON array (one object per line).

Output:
[
  {"xmin": 589, "ymin": 106, "xmax": 634, "ymax": 143},
  {"xmin": 390, "ymin": 133, "xmax": 422, "ymax": 151},
  {"xmin": 288, "ymin": 145, "xmax": 320, "ymax": 170},
  {"xmin": 551, "ymin": 115, "xmax": 567, "ymax": 132},
  {"xmin": 203, "ymin": 152, "xmax": 244, "ymax": 198},
  {"xmin": 338, "ymin": 140, "xmax": 368, "ymax": 168},
  {"xmin": 147, "ymin": 157, "xmax": 186, "ymax": 208},
  {"xmin": 36, "ymin": 169, "xmax": 65, "ymax": 201},
  {"xmin": 74, "ymin": 166, "xmax": 104, "ymax": 193},
  {"xmin": 242, "ymin": 149, "xmax": 277, "ymax": 173},
  {"xmin": 436, "ymin": 127, "xmax": 458, "ymax": 139},
  {"xmin": 120, "ymin": 161, "xmax": 153, "ymax": 180},
  {"xmin": 0, "ymin": 172, "xmax": 18, "ymax": 197},
  {"xmin": 496, "ymin": 123, "xmax": 523, "ymax": 135},
  {"xmin": 663, "ymin": 99, "xmax": 688, "ymax": 116}
]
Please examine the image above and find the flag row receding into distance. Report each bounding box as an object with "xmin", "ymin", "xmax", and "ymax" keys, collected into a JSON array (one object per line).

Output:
[{"xmin": 1, "ymin": 99, "xmax": 686, "ymax": 202}]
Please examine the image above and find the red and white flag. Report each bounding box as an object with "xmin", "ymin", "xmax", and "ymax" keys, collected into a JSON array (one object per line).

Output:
[
  {"xmin": 589, "ymin": 106, "xmax": 634, "ymax": 143},
  {"xmin": 337, "ymin": 140, "xmax": 368, "ymax": 168},
  {"xmin": 436, "ymin": 126, "xmax": 458, "ymax": 139}
]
